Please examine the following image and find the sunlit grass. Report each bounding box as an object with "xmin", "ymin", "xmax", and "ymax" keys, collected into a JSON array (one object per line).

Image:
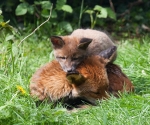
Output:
[
  {"xmin": 0, "ymin": 36, "xmax": 150, "ymax": 124},
  {"xmin": 116, "ymin": 37, "xmax": 150, "ymax": 94}
]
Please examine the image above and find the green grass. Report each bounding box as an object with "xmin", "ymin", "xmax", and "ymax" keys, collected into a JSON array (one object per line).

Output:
[{"xmin": 0, "ymin": 36, "xmax": 150, "ymax": 125}]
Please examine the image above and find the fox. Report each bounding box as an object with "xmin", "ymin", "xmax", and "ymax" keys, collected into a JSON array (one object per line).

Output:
[
  {"xmin": 30, "ymin": 46, "xmax": 134, "ymax": 108},
  {"xmin": 50, "ymin": 29, "xmax": 117, "ymax": 72}
]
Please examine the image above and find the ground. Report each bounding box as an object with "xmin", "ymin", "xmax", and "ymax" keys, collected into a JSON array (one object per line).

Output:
[{"xmin": 0, "ymin": 36, "xmax": 150, "ymax": 124}]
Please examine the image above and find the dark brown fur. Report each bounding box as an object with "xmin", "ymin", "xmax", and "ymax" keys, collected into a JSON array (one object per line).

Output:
[{"xmin": 106, "ymin": 63, "xmax": 134, "ymax": 96}]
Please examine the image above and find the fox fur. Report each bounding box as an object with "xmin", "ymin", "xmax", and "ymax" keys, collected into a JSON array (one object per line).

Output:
[
  {"xmin": 30, "ymin": 47, "xmax": 134, "ymax": 106},
  {"xmin": 30, "ymin": 56, "xmax": 109, "ymax": 105},
  {"xmin": 50, "ymin": 29, "xmax": 117, "ymax": 72},
  {"xmin": 106, "ymin": 63, "xmax": 134, "ymax": 96}
]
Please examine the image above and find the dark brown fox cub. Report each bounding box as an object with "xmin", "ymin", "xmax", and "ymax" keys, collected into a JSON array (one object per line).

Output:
[
  {"xmin": 50, "ymin": 29, "xmax": 117, "ymax": 72},
  {"xmin": 30, "ymin": 46, "xmax": 134, "ymax": 107}
]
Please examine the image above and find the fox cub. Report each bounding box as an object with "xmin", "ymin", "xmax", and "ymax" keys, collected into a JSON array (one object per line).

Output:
[
  {"xmin": 50, "ymin": 29, "xmax": 117, "ymax": 72},
  {"xmin": 30, "ymin": 46, "xmax": 134, "ymax": 106}
]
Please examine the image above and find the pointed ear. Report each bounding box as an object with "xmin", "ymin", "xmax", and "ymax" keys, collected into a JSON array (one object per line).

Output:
[
  {"xmin": 99, "ymin": 46, "xmax": 117, "ymax": 61},
  {"xmin": 50, "ymin": 36, "xmax": 65, "ymax": 49},
  {"xmin": 78, "ymin": 38, "xmax": 92, "ymax": 50},
  {"xmin": 66, "ymin": 71, "xmax": 86, "ymax": 84}
]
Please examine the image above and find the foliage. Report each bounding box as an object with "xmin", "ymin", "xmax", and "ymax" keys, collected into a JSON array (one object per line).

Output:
[
  {"xmin": 110, "ymin": 0, "xmax": 150, "ymax": 38},
  {"xmin": 0, "ymin": 0, "xmax": 149, "ymax": 37},
  {"xmin": 14, "ymin": 0, "xmax": 73, "ymax": 36},
  {"xmin": 0, "ymin": 0, "xmax": 117, "ymax": 37},
  {"xmin": 85, "ymin": 5, "xmax": 116, "ymax": 28},
  {"xmin": 0, "ymin": 9, "xmax": 18, "ymax": 43}
]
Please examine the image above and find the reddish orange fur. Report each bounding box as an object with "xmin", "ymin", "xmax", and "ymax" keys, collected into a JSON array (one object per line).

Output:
[
  {"xmin": 30, "ymin": 56, "xmax": 134, "ymax": 105},
  {"xmin": 30, "ymin": 61, "xmax": 73, "ymax": 101},
  {"xmin": 30, "ymin": 56, "xmax": 109, "ymax": 104}
]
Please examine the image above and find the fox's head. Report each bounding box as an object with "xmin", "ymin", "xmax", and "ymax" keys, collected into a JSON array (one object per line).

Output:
[
  {"xmin": 66, "ymin": 46, "xmax": 117, "ymax": 104},
  {"xmin": 50, "ymin": 36, "xmax": 92, "ymax": 72},
  {"xmin": 66, "ymin": 45, "xmax": 117, "ymax": 85}
]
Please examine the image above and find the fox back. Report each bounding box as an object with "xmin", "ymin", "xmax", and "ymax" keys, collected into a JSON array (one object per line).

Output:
[
  {"xmin": 71, "ymin": 29, "xmax": 115, "ymax": 56},
  {"xmin": 50, "ymin": 29, "xmax": 117, "ymax": 72}
]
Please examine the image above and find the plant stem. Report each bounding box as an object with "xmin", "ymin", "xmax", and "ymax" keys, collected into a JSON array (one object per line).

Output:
[
  {"xmin": 90, "ymin": 14, "xmax": 94, "ymax": 29},
  {"xmin": 18, "ymin": 4, "xmax": 53, "ymax": 47},
  {"xmin": 93, "ymin": 13, "xmax": 98, "ymax": 29},
  {"xmin": 78, "ymin": 0, "xmax": 84, "ymax": 28}
]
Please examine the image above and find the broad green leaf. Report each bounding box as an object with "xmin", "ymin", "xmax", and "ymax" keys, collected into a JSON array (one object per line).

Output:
[
  {"xmin": 106, "ymin": 8, "xmax": 116, "ymax": 20},
  {"xmin": 97, "ymin": 8, "xmax": 107, "ymax": 18},
  {"xmin": 94, "ymin": 5, "xmax": 103, "ymax": 12},
  {"xmin": 59, "ymin": 21, "xmax": 73, "ymax": 32},
  {"xmin": 41, "ymin": 9, "xmax": 49, "ymax": 18},
  {"xmin": 61, "ymin": 5, "xmax": 73, "ymax": 13},
  {"xmin": 40, "ymin": 1, "xmax": 52, "ymax": 10},
  {"xmin": 5, "ymin": 35, "xmax": 14, "ymax": 42},
  {"xmin": 94, "ymin": 5, "xmax": 107, "ymax": 18},
  {"xmin": 27, "ymin": 5, "xmax": 34, "ymax": 15},
  {"xmin": 56, "ymin": 0, "xmax": 66, "ymax": 10},
  {"xmin": 85, "ymin": 10, "xmax": 94, "ymax": 14},
  {"xmin": 41, "ymin": 9, "xmax": 57, "ymax": 18},
  {"xmin": 15, "ymin": 3, "xmax": 29, "ymax": 16},
  {"xmin": 51, "ymin": 10, "xmax": 57, "ymax": 18}
]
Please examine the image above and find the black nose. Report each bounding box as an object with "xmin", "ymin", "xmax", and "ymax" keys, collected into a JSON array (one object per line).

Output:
[
  {"xmin": 67, "ymin": 69, "xmax": 73, "ymax": 73},
  {"xmin": 67, "ymin": 70, "xmax": 79, "ymax": 75}
]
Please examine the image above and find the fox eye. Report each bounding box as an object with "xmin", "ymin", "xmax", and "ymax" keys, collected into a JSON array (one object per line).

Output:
[
  {"xmin": 72, "ymin": 57, "xmax": 78, "ymax": 60},
  {"xmin": 72, "ymin": 57, "xmax": 82, "ymax": 61},
  {"xmin": 57, "ymin": 56, "xmax": 66, "ymax": 59}
]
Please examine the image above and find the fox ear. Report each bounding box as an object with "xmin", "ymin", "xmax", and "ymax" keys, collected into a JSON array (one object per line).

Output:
[
  {"xmin": 99, "ymin": 46, "xmax": 117, "ymax": 62},
  {"xmin": 50, "ymin": 36, "xmax": 65, "ymax": 49},
  {"xmin": 78, "ymin": 38, "xmax": 92, "ymax": 50}
]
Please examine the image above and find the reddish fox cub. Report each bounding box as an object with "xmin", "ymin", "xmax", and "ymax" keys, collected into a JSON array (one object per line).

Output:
[
  {"xmin": 50, "ymin": 29, "xmax": 117, "ymax": 72},
  {"xmin": 30, "ymin": 46, "xmax": 134, "ymax": 107}
]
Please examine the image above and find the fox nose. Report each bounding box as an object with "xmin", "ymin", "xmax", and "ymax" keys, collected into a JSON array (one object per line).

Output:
[
  {"xmin": 67, "ymin": 69, "xmax": 73, "ymax": 72},
  {"xmin": 65, "ymin": 66, "xmax": 76, "ymax": 73}
]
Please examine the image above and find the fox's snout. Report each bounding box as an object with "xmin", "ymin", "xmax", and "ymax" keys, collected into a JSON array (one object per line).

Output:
[
  {"xmin": 63, "ymin": 66, "xmax": 76, "ymax": 73},
  {"xmin": 59, "ymin": 60, "xmax": 79, "ymax": 73}
]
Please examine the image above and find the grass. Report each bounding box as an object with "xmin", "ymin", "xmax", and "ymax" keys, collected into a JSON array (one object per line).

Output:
[{"xmin": 0, "ymin": 35, "xmax": 150, "ymax": 125}]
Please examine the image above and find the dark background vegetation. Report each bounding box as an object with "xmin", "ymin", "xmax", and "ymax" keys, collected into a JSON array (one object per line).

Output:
[{"xmin": 0, "ymin": 0, "xmax": 150, "ymax": 39}]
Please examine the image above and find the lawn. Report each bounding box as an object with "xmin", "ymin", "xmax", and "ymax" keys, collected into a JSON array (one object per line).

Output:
[{"xmin": 0, "ymin": 35, "xmax": 150, "ymax": 125}]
